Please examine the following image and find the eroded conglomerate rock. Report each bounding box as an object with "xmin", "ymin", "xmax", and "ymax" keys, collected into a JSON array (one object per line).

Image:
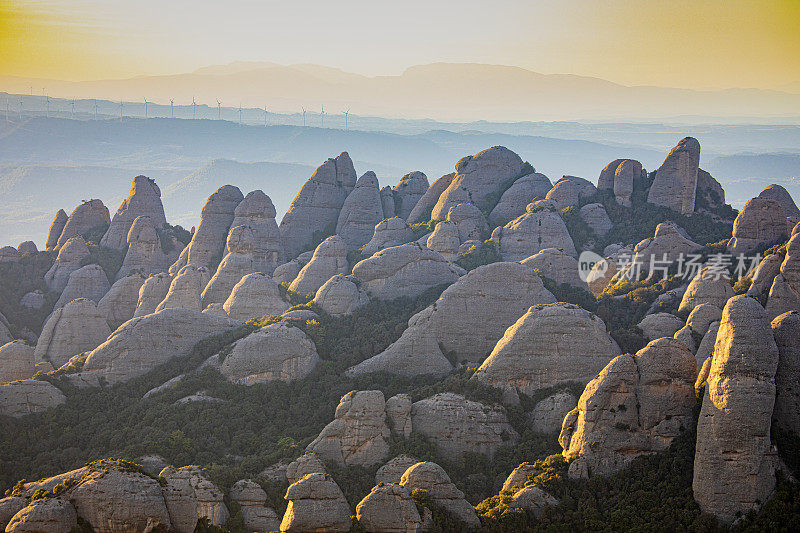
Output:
[
  {"xmin": 230, "ymin": 480, "xmax": 280, "ymax": 533},
  {"xmin": 678, "ymin": 266, "xmax": 734, "ymax": 313},
  {"xmin": 686, "ymin": 303, "xmax": 723, "ymax": 336},
  {"xmin": 97, "ymin": 274, "xmax": 147, "ymax": 330},
  {"xmin": 55, "ymin": 199, "xmax": 111, "ymax": 248},
  {"xmin": 492, "ymin": 200, "xmax": 577, "ymax": 261},
  {"xmin": 636, "ymin": 312, "xmax": 684, "ymax": 341},
  {"xmin": 362, "ymin": 217, "xmax": 414, "ymax": 256},
  {"xmin": 0, "ymin": 497, "xmax": 28, "ymax": 531},
  {"xmin": 579, "ymin": 203, "xmax": 613, "ymax": 237},
  {"xmin": 5, "ymin": 498, "xmax": 77, "ymax": 533},
  {"xmin": 694, "ymin": 320, "xmax": 721, "ymax": 370},
  {"xmin": 53, "ymin": 264, "xmax": 111, "ymax": 311},
  {"xmin": 279, "ymin": 152, "xmax": 357, "ymax": 259},
  {"xmin": 473, "ymin": 303, "xmax": 620, "ymax": 396},
  {"xmin": 307, "ymin": 390, "xmax": 390, "ymax": 467},
  {"xmin": 219, "ymin": 322, "xmax": 319, "ymax": 385},
  {"xmin": 133, "ymin": 272, "xmax": 172, "ymax": 317},
  {"xmin": 0, "ymin": 379, "xmax": 66, "ymax": 417},
  {"xmin": 432, "ymin": 146, "xmax": 524, "ymax": 219},
  {"xmin": 765, "ymin": 231, "xmax": 800, "ymax": 318},
  {"xmin": 356, "ymin": 483, "xmax": 423, "ymax": 533},
  {"xmin": 530, "ymin": 390, "xmax": 578, "ymax": 434},
  {"xmin": 0, "ymin": 246, "xmax": 20, "ymax": 263},
  {"xmin": 289, "ymin": 235, "xmax": 349, "ymax": 296},
  {"xmin": 615, "ymin": 222, "xmax": 701, "ymax": 281},
  {"xmin": 222, "ymin": 272, "xmax": 288, "ymax": 320},
  {"xmin": 407, "ymin": 172, "xmax": 455, "ymax": 224},
  {"xmin": 0, "ymin": 341, "xmax": 36, "ymax": 383},
  {"xmin": 229, "ymin": 190, "xmax": 285, "ymax": 273},
  {"xmin": 647, "ymin": 137, "xmax": 701, "ymax": 215},
  {"xmin": 758, "ymin": 184, "xmax": 800, "ymax": 219},
  {"xmin": 771, "ymin": 311, "xmax": 800, "ymax": 436},
  {"xmin": 116, "ymin": 215, "xmax": 183, "ymax": 281},
  {"xmin": 381, "ymin": 186, "xmax": 396, "ymax": 219},
  {"xmin": 313, "ymin": 274, "xmax": 369, "ymax": 316},
  {"xmin": 352, "ymin": 242, "xmax": 462, "ymax": 300},
  {"xmin": 17, "ymin": 241, "xmax": 37, "ymax": 254},
  {"xmin": 693, "ymin": 296, "xmax": 779, "ymax": 524},
  {"xmin": 156, "ymin": 265, "xmax": 210, "ymax": 312},
  {"xmin": 375, "ymin": 455, "xmax": 420, "ymax": 485},
  {"xmin": 101, "ymin": 175, "xmax": 167, "ymax": 250},
  {"xmin": 80, "ymin": 308, "xmax": 240, "ymax": 385},
  {"xmin": 394, "ymin": 171, "xmax": 429, "ymax": 220},
  {"xmin": 45, "ymin": 209, "xmax": 69, "ymax": 251},
  {"xmin": 489, "ymin": 171, "xmax": 552, "ymax": 226},
  {"xmin": 44, "ymin": 236, "xmax": 90, "ymax": 292},
  {"xmin": 200, "ymin": 224, "xmax": 269, "ymax": 307},
  {"xmin": 521, "ymin": 247, "xmax": 585, "ymax": 288},
  {"xmin": 426, "ymin": 221, "xmax": 461, "ymax": 261},
  {"xmin": 336, "ymin": 171, "xmax": 384, "ymax": 250},
  {"xmin": 560, "ymin": 338, "xmax": 696, "ymax": 478},
  {"xmin": 447, "ymin": 202, "xmax": 488, "ymax": 242},
  {"xmin": 280, "ymin": 473, "xmax": 351, "ymax": 533},
  {"xmin": 410, "ymin": 393, "xmax": 518, "ymax": 458},
  {"xmin": 545, "ymin": 176, "xmax": 597, "ymax": 210},
  {"xmin": 727, "ymin": 197, "xmax": 787, "ymax": 255},
  {"xmin": 747, "ymin": 253, "xmax": 783, "ymax": 298},
  {"xmin": 508, "ymin": 485, "xmax": 559, "ymax": 515},
  {"xmin": 35, "ymin": 298, "xmax": 111, "ymax": 368},
  {"xmin": 160, "ymin": 465, "xmax": 229, "ymax": 532},
  {"xmin": 400, "ymin": 462, "xmax": 480, "ymax": 529},
  {"xmin": 285, "ymin": 453, "xmax": 327, "ymax": 485},
  {"xmin": 502, "ymin": 463, "xmax": 542, "ymax": 492},
  {"xmin": 173, "ymin": 185, "xmax": 244, "ymax": 272},
  {"xmin": 599, "ymin": 159, "xmax": 643, "ymax": 207}
]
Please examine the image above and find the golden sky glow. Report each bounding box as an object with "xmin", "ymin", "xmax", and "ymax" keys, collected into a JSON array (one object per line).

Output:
[{"xmin": 1, "ymin": 0, "xmax": 799, "ymax": 91}]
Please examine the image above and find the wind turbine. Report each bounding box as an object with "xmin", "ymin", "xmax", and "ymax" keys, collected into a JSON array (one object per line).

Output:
[
  {"xmin": 216, "ymin": 99, "xmax": 221, "ymax": 120},
  {"xmin": 143, "ymin": 97, "xmax": 149, "ymax": 119},
  {"xmin": 5, "ymin": 98, "xmax": 8, "ymax": 122},
  {"xmin": 120, "ymin": 101, "xmax": 124, "ymax": 122},
  {"xmin": 45, "ymin": 94, "xmax": 50, "ymax": 118},
  {"xmin": 320, "ymin": 105, "xmax": 325, "ymax": 127},
  {"xmin": 192, "ymin": 97, "xmax": 197, "ymax": 120},
  {"xmin": 263, "ymin": 106, "xmax": 268, "ymax": 127},
  {"xmin": 170, "ymin": 99, "xmax": 174, "ymax": 118},
  {"xmin": 18, "ymin": 98, "xmax": 23, "ymax": 120},
  {"xmin": 238, "ymin": 104, "xmax": 242, "ymax": 125},
  {"xmin": 344, "ymin": 108, "xmax": 350, "ymax": 130},
  {"xmin": 94, "ymin": 99, "xmax": 98, "ymax": 120},
  {"xmin": 71, "ymin": 100, "xmax": 75, "ymax": 119}
]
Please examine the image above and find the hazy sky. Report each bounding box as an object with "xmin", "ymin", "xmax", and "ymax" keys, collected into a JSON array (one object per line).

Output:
[{"xmin": 2, "ymin": 0, "xmax": 799, "ymax": 91}]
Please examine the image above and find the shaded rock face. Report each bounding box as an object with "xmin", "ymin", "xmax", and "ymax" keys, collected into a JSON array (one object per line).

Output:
[
  {"xmin": 0, "ymin": 379, "xmax": 66, "ymax": 417},
  {"xmin": 219, "ymin": 323, "xmax": 320, "ymax": 385},
  {"xmin": 289, "ymin": 235, "xmax": 349, "ymax": 296},
  {"xmin": 356, "ymin": 483, "xmax": 423, "ymax": 533},
  {"xmin": 173, "ymin": 185, "xmax": 244, "ymax": 272},
  {"xmin": 156, "ymin": 265, "xmax": 211, "ymax": 313},
  {"xmin": 509, "ymin": 485, "xmax": 559, "ymax": 516},
  {"xmin": 17, "ymin": 241, "xmax": 37, "ymax": 254},
  {"xmin": 695, "ymin": 320, "xmax": 721, "ymax": 370},
  {"xmin": 280, "ymin": 473, "xmax": 351, "ymax": 533},
  {"xmin": 313, "ymin": 274, "xmax": 369, "ymax": 316},
  {"xmin": 530, "ymin": 391, "xmax": 578, "ymax": 434},
  {"xmin": 473, "ymin": 303, "xmax": 621, "ymax": 396},
  {"xmin": 223, "ymin": 272, "xmax": 288, "ymax": 321},
  {"xmin": 636, "ymin": 312, "xmax": 684, "ymax": 341},
  {"xmin": 0, "ymin": 246, "xmax": 20, "ymax": 263},
  {"xmin": 0, "ymin": 497, "xmax": 30, "ymax": 531},
  {"xmin": 44, "ymin": 236, "xmax": 90, "ymax": 292},
  {"xmin": 19, "ymin": 290, "xmax": 46, "ymax": 310},
  {"xmin": 279, "ymin": 152, "xmax": 357, "ymax": 259},
  {"xmin": 579, "ymin": 203, "xmax": 613, "ymax": 238},
  {"xmin": 133, "ymin": 272, "xmax": 172, "ymax": 317},
  {"xmin": 101, "ymin": 175, "xmax": 167, "ymax": 250},
  {"xmin": 408, "ymin": 172, "xmax": 455, "ymax": 224},
  {"xmin": 765, "ymin": 231, "xmax": 800, "ymax": 318},
  {"xmin": 521, "ymin": 247, "xmax": 586, "ymax": 289},
  {"xmin": 5, "ymin": 498, "xmax": 77, "ymax": 533},
  {"xmin": 35, "ymin": 298, "xmax": 111, "ymax": 369},
  {"xmin": 230, "ymin": 480, "xmax": 280, "ymax": 533},
  {"xmin": 352, "ymin": 242, "xmax": 462, "ymax": 300},
  {"xmin": 545, "ymin": 176, "xmax": 597, "ymax": 210},
  {"xmin": 45, "ymin": 209, "xmax": 69, "ymax": 251},
  {"xmin": 285, "ymin": 453, "xmax": 327, "ymax": 485},
  {"xmin": 307, "ymin": 390, "xmax": 391, "ymax": 467},
  {"xmin": 686, "ymin": 303, "xmax": 723, "ymax": 337},
  {"xmin": 560, "ymin": 338, "xmax": 696, "ymax": 478},
  {"xmin": 647, "ymin": 137, "xmax": 701, "ymax": 215},
  {"xmin": 410, "ymin": 392, "xmax": 518, "ymax": 458},
  {"xmin": 200, "ymin": 224, "xmax": 266, "ymax": 307},
  {"xmin": 432, "ymin": 146, "xmax": 525, "ymax": 220},
  {"xmin": 362, "ymin": 217, "xmax": 414, "ymax": 257},
  {"xmin": 599, "ymin": 159, "xmax": 643, "ymax": 207},
  {"xmin": 380, "ymin": 186, "xmax": 396, "ymax": 219},
  {"xmin": 492, "ymin": 200, "xmax": 577, "ymax": 261},
  {"xmin": 616, "ymin": 222, "xmax": 700, "ymax": 281},
  {"xmin": 336, "ymin": 171, "xmax": 385, "ymax": 250},
  {"xmin": 97, "ymin": 274, "xmax": 147, "ymax": 330},
  {"xmin": 747, "ymin": 253, "xmax": 783, "ymax": 298},
  {"xmin": 375, "ymin": 455, "xmax": 420, "ymax": 485},
  {"xmin": 678, "ymin": 266, "xmax": 735, "ymax": 313},
  {"xmin": 117, "ymin": 215, "xmax": 183, "ymax": 280},
  {"xmin": 394, "ymin": 171, "xmax": 430, "ymax": 220},
  {"xmin": 386, "ymin": 394, "xmax": 413, "ymax": 438},
  {"xmin": 447, "ymin": 202, "xmax": 488, "ymax": 242},
  {"xmin": 55, "ymin": 199, "xmax": 111, "ymax": 248},
  {"xmin": 400, "ymin": 462, "xmax": 481, "ymax": 529},
  {"xmin": 0, "ymin": 341, "xmax": 36, "ymax": 383},
  {"xmin": 693, "ymin": 296, "xmax": 779, "ymax": 524},
  {"xmin": 759, "ymin": 184, "xmax": 800, "ymax": 219},
  {"xmin": 426, "ymin": 220, "xmax": 461, "ymax": 261},
  {"xmin": 160, "ymin": 465, "xmax": 229, "ymax": 532},
  {"xmin": 80, "ymin": 308, "xmax": 241, "ymax": 385},
  {"xmin": 53, "ymin": 264, "xmax": 111, "ymax": 311},
  {"xmin": 696, "ymin": 169, "xmax": 727, "ymax": 213},
  {"xmin": 229, "ymin": 190, "xmax": 285, "ymax": 273},
  {"xmin": 489, "ymin": 172, "xmax": 552, "ymax": 226},
  {"xmin": 771, "ymin": 311, "xmax": 800, "ymax": 436},
  {"xmin": 727, "ymin": 197, "xmax": 787, "ymax": 255}
]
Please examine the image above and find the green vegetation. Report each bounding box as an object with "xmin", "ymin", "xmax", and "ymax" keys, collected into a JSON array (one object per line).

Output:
[
  {"xmin": 456, "ymin": 241, "xmax": 502, "ymax": 271},
  {"xmin": 0, "ymin": 252, "xmax": 58, "ymax": 337},
  {"xmin": 81, "ymin": 244, "xmax": 125, "ymax": 284}
]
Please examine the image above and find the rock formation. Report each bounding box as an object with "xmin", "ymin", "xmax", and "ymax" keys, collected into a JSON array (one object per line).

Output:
[
  {"xmin": 159, "ymin": 465, "xmax": 229, "ymax": 531},
  {"xmin": 101, "ymin": 175, "xmax": 167, "ymax": 250},
  {"xmin": 616, "ymin": 222, "xmax": 700, "ymax": 281},
  {"xmin": 393, "ymin": 171, "xmax": 429, "ymax": 220},
  {"xmin": 599, "ymin": 159, "xmax": 644, "ymax": 207},
  {"xmin": 407, "ymin": 172, "xmax": 455, "ymax": 224},
  {"xmin": 560, "ymin": 338, "xmax": 696, "ymax": 478},
  {"xmin": 492, "ymin": 200, "xmax": 577, "ymax": 261},
  {"xmin": 489, "ymin": 171, "xmax": 552, "ymax": 226},
  {"xmin": 19, "ymin": 290, "xmax": 46, "ymax": 310},
  {"xmin": 312, "ymin": 274, "xmax": 369, "ymax": 316},
  {"xmin": 473, "ymin": 303, "xmax": 621, "ymax": 396},
  {"xmin": 375, "ymin": 455, "xmax": 420, "ymax": 485},
  {"xmin": 771, "ymin": 311, "xmax": 800, "ymax": 436},
  {"xmin": 53, "ymin": 264, "xmax": 111, "ymax": 311},
  {"xmin": 400, "ymin": 462, "xmax": 480, "ymax": 529},
  {"xmin": 44, "ymin": 236, "xmax": 90, "ymax": 292},
  {"xmin": 530, "ymin": 391, "xmax": 578, "ymax": 434},
  {"xmin": 336, "ymin": 171, "xmax": 384, "ymax": 250},
  {"xmin": 16, "ymin": 241, "xmax": 37, "ymax": 254},
  {"xmin": 45, "ymin": 209, "xmax": 68, "ymax": 251},
  {"xmin": 758, "ymin": 184, "xmax": 800, "ymax": 219},
  {"xmin": 727, "ymin": 197, "xmax": 787, "ymax": 255},
  {"xmin": 279, "ymin": 152, "xmax": 357, "ymax": 258},
  {"xmin": 356, "ymin": 483, "xmax": 423, "ymax": 533},
  {"xmin": 545, "ymin": 176, "xmax": 597, "ymax": 210},
  {"xmin": 271, "ymin": 250, "xmax": 313, "ymax": 285},
  {"xmin": 362, "ymin": 217, "xmax": 413, "ymax": 256},
  {"xmin": 285, "ymin": 453, "xmax": 327, "ymax": 485},
  {"xmin": 380, "ymin": 186, "xmax": 396, "ymax": 219},
  {"xmin": 55, "ymin": 199, "xmax": 110, "ymax": 248},
  {"xmin": 289, "ymin": 235, "xmax": 349, "ymax": 296},
  {"xmin": 97, "ymin": 274, "xmax": 147, "ymax": 330},
  {"xmin": 636, "ymin": 312, "xmax": 684, "ymax": 341},
  {"xmin": 229, "ymin": 190, "xmax": 285, "ymax": 273},
  {"xmin": 678, "ymin": 266, "xmax": 735, "ymax": 313},
  {"xmin": 765, "ymin": 230, "xmax": 800, "ymax": 318},
  {"xmin": 431, "ymin": 146, "xmax": 524, "ymax": 219},
  {"xmin": 116, "ymin": 215, "xmax": 184, "ymax": 280},
  {"xmin": 0, "ymin": 341, "xmax": 36, "ymax": 383},
  {"xmin": 0, "ymin": 246, "xmax": 20, "ymax": 263},
  {"xmin": 5, "ymin": 497, "xmax": 77, "ymax": 532},
  {"xmin": 219, "ymin": 322, "xmax": 320, "ymax": 385},
  {"xmin": 426, "ymin": 221, "xmax": 461, "ymax": 261},
  {"xmin": 229, "ymin": 480, "xmax": 280, "ymax": 533},
  {"xmin": 521, "ymin": 247, "xmax": 586, "ymax": 288},
  {"xmin": 446, "ymin": 202, "xmax": 488, "ymax": 242},
  {"xmin": 693, "ymin": 296, "xmax": 779, "ymax": 524},
  {"xmin": 280, "ymin": 473, "xmax": 351, "ymax": 533},
  {"xmin": 0, "ymin": 379, "xmax": 66, "ymax": 417},
  {"xmin": 35, "ymin": 298, "xmax": 111, "ymax": 368},
  {"xmin": 201, "ymin": 224, "xmax": 266, "ymax": 307},
  {"xmin": 156, "ymin": 265, "xmax": 210, "ymax": 312},
  {"xmin": 133, "ymin": 272, "xmax": 172, "ymax": 317},
  {"xmin": 747, "ymin": 253, "xmax": 783, "ymax": 298},
  {"xmin": 647, "ymin": 137, "xmax": 701, "ymax": 215},
  {"xmin": 222, "ymin": 272, "xmax": 289, "ymax": 320},
  {"xmin": 579, "ymin": 203, "xmax": 613, "ymax": 237}
]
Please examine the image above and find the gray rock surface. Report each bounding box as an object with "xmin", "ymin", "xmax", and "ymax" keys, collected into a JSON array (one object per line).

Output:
[
  {"xmin": 407, "ymin": 172, "xmax": 455, "ymax": 224},
  {"xmin": 686, "ymin": 303, "xmax": 722, "ymax": 336},
  {"xmin": 521, "ymin": 248, "xmax": 585, "ymax": 288},
  {"xmin": 579, "ymin": 203, "xmax": 613, "ymax": 237},
  {"xmin": 694, "ymin": 320, "xmax": 721, "ymax": 370},
  {"xmin": 101, "ymin": 175, "xmax": 167, "ymax": 250},
  {"xmin": 312, "ymin": 274, "xmax": 369, "ymax": 316},
  {"xmin": 55, "ymin": 199, "xmax": 111, "ymax": 248},
  {"xmin": 336, "ymin": 172, "xmax": 384, "ymax": 250},
  {"xmin": 160, "ymin": 465, "xmax": 229, "ymax": 532},
  {"xmin": 200, "ymin": 224, "xmax": 269, "ymax": 307},
  {"xmin": 380, "ymin": 186, "xmax": 396, "ymax": 219},
  {"xmin": 508, "ymin": 485, "xmax": 559, "ymax": 515},
  {"xmin": 45, "ymin": 209, "xmax": 68, "ymax": 251},
  {"xmin": 647, "ymin": 137, "xmax": 701, "ymax": 215},
  {"xmin": 447, "ymin": 202, "xmax": 488, "ymax": 242},
  {"xmin": 222, "ymin": 272, "xmax": 289, "ymax": 321},
  {"xmin": 116, "ymin": 215, "xmax": 183, "ymax": 280},
  {"xmin": 230, "ymin": 480, "xmax": 280, "ymax": 533},
  {"xmin": 35, "ymin": 298, "xmax": 111, "ymax": 368},
  {"xmin": 727, "ymin": 197, "xmax": 787, "ymax": 255},
  {"xmin": 501, "ymin": 463, "xmax": 542, "ymax": 492},
  {"xmin": 44, "ymin": 236, "xmax": 90, "ymax": 292},
  {"xmin": 53, "ymin": 264, "xmax": 111, "ymax": 311},
  {"xmin": 765, "ymin": 231, "xmax": 800, "ymax": 318},
  {"xmin": 400, "ymin": 462, "xmax": 480, "ymax": 529},
  {"xmin": 16, "ymin": 241, "xmax": 37, "ymax": 254},
  {"xmin": 156, "ymin": 265, "xmax": 210, "ymax": 312},
  {"xmin": 747, "ymin": 253, "xmax": 783, "ymax": 298},
  {"xmin": 530, "ymin": 391, "xmax": 578, "ymax": 434},
  {"xmin": 375, "ymin": 455, "xmax": 420, "ymax": 485},
  {"xmin": 362, "ymin": 217, "xmax": 414, "ymax": 257},
  {"xmin": 19, "ymin": 290, "xmax": 46, "ymax": 310},
  {"xmin": 280, "ymin": 473, "xmax": 351, "ymax": 533},
  {"xmin": 771, "ymin": 311, "xmax": 800, "ymax": 436},
  {"xmin": 0, "ymin": 379, "xmax": 66, "ymax": 417},
  {"xmin": 426, "ymin": 221, "xmax": 461, "ymax": 261},
  {"xmin": 492, "ymin": 200, "xmax": 576, "ymax": 260},
  {"xmin": 133, "ymin": 272, "xmax": 172, "ymax": 317},
  {"xmin": 97, "ymin": 274, "xmax": 147, "ymax": 330},
  {"xmin": 229, "ymin": 190, "xmax": 285, "ymax": 274},
  {"xmin": 679, "ymin": 266, "xmax": 734, "ymax": 313},
  {"xmin": 545, "ymin": 176, "xmax": 597, "ymax": 210},
  {"xmin": 289, "ymin": 235, "xmax": 349, "ymax": 296},
  {"xmin": 5, "ymin": 498, "xmax": 77, "ymax": 533},
  {"xmin": 0, "ymin": 341, "xmax": 36, "ymax": 383},
  {"xmin": 637, "ymin": 312, "xmax": 684, "ymax": 341},
  {"xmin": 0, "ymin": 497, "xmax": 27, "ymax": 531},
  {"xmin": 285, "ymin": 453, "xmax": 327, "ymax": 485},
  {"xmin": 758, "ymin": 184, "xmax": 800, "ymax": 219},
  {"xmin": 394, "ymin": 171, "xmax": 429, "ymax": 220},
  {"xmin": 356, "ymin": 483, "xmax": 423, "ymax": 533},
  {"xmin": 489, "ymin": 172, "xmax": 552, "ymax": 226}
]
